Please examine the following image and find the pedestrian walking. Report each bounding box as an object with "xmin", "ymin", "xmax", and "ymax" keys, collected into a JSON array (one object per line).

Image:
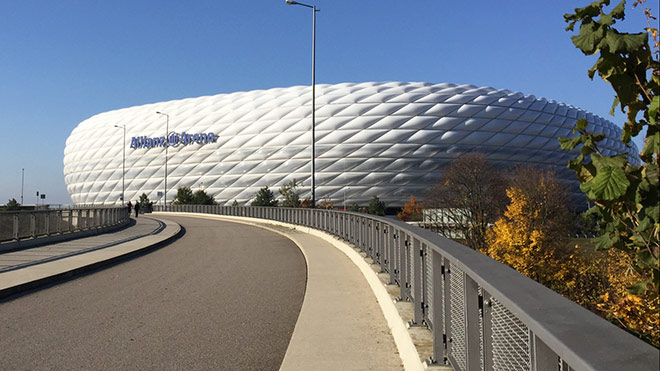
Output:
[
  {"xmin": 134, "ymin": 201, "xmax": 140, "ymax": 218},
  {"xmin": 127, "ymin": 201, "xmax": 133, "ymax": 216}
]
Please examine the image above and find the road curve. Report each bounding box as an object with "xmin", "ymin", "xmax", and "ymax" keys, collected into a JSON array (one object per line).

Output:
[{"xmin": 0, "ymin": 215, "xmax": 307, "ymax": 371}]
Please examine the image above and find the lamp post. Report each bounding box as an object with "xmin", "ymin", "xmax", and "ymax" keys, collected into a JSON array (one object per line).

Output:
[
  {"xmin": 21, "ymin": 168, "xmax": 24, "ymax": 205},
  {"xmin": 156, "ymin": 111, "xmax": 169, "ymax": 210},
  {"xmin": 286, "ymin": 0, "xmax": 318, "ymax": 207},
  {"xmin": 114, "ymin": 124, "xmax": 126, "ymax": 205}
]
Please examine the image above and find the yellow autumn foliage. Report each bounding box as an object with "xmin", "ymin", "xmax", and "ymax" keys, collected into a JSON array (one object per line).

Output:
[{"xmin": 485, "ymin": 183, "xmax": 659, "ymax": 346}]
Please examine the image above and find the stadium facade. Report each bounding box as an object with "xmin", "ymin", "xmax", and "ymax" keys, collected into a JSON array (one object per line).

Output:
[{"xmin": 63, "ymin": 81, "xmax": 633, "ymax": 207}]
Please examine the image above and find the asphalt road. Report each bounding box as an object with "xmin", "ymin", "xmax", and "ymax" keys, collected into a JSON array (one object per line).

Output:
[{"xmin": 0, "ymin": 215, "xmax": 307, "ymax": 371}]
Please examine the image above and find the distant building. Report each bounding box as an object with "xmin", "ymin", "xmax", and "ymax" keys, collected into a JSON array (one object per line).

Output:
[{"xmin": 64, "ymin": 82, "xmax": 635, "ymax": 206}]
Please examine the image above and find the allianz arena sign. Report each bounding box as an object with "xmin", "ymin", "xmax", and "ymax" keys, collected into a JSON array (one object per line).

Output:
[{"xmin": 130, "ymin": 132, "xmax": 217, "ymax": 149}]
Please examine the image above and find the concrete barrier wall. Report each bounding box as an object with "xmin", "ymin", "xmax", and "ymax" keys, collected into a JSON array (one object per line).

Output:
[{"xmin": 0, "ymin": 207, "xmax": 130, "ymax": 251}]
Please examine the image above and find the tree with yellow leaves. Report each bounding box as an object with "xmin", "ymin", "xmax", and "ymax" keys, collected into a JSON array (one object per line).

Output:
[
  {"xmin": 485, "ymin": 167, "xmax": 572, "ymax": 286},
  {"xmin": 485, "ymin": 167, "xmax": 659, "ymax": 345},
  {"xmin": 397, "ymin": 195, "xmax": 423, "ymax": 222}
]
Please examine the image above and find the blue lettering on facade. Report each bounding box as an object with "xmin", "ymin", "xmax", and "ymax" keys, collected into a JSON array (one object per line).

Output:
[{"xmin": 129, "ymin": 132, "xmax": 217, "ymax": 150}]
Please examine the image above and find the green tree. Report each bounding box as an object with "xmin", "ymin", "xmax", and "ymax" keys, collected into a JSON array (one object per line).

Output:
[
  {"xmin": 173, "ymin": 187, "xmax": 194, "ymax": 205},
  {"xmin": 367, "ymin": 196, "xmax": 386, "ymax": 216},
  {"xmin": 279, "ymin": 179, "xmax": 301, "ymax": 208},
  {"xmin": 193, "ymin": 189, "xmax": 216, "ymax": 205},
  {"xmin": 231, "ymin": 200, "xmax": 240, "ymax": 207},
  {"xmin": 252, "ymin": 186, "xmax": 278, "ymax": 206},
  {"xmin": 138, "ymin": 193, "xmax": 151, "ymax": 209},
  {"xmin": 3, "ymin": 198, "xmax": 21, "ymax": 211},
  {"xmin": 348, "ymin": 203, "xmax": 360, "ymax": 212},
  {"xmin": 561, "ymin": 0, "xmax": 659, "ymax": 294}
]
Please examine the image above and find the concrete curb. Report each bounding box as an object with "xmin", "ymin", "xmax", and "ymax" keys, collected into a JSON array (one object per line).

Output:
[
  {"xmin": 156, "ymin": 212, "xmax": 424, "ymax": 371},
  {"xmin": 0, "ymin": 218, "xmax": 182, "ymax": 301}
]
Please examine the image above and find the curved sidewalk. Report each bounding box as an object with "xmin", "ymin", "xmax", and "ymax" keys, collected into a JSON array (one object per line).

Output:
[
  {"xmin": 161, "ymin": 212, "xmax": 415, "ymax": 371},
  {"xmin": 0, "ymin": 216, "xmax": 181, "ymax": 300}
]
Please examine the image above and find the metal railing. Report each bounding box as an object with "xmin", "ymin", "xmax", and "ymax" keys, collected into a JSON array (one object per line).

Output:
[
  {"xmin": 155, "ymin": 205, "xmax": 658, "ymax": 371},
  {"xmin": 0, "ymin": 207, "xmax": 130, "ymax": 244}
]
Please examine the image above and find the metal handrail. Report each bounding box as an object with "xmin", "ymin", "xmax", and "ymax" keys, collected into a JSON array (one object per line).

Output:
[
  {"xmin": 155, "ymin": 205, "xmax": 658, "ymax": 371},
  {"xmin": 0, "ymin": 207, "xmax": 130, "ymax": 243}
]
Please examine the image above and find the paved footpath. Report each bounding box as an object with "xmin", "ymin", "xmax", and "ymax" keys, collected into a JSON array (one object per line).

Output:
[
  {"xmin": 1, "ymin": 213, "xmax": 409, "ymax": 371},
  {"xmin": 176, "ymin": 213, "xmax": 405, "ymax": 371},
  {"xmin": 0, "ymin": 216, "xmax": 163, "ymax": 272},
  {"xmin": 0, "ymin": 216, "xmax": 306, "ymax": 371}
]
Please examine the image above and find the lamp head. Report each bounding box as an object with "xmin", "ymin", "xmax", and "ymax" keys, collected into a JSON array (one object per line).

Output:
[{"xmin": 285, "ymin": 0, "xmax": 298, "ymax": 4}]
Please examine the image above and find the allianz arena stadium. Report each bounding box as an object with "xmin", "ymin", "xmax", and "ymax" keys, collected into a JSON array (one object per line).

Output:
[{"xmin": 63, "ymin": 81, "xmax": 634, "ymax": 207}]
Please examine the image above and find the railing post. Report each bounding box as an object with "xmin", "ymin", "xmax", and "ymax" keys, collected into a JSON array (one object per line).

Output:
[
  {"xmin": 13, "ymin": 214, "xmax": 19, "ymax": 240},
  {"xmin": 45, "ymin": 211, "xmax": 50, "ymax": 236},
  {"xmin": 482, "ymin": 289, "xmax": 493, "ymax": 371},
  {"xmin": 57, "ymin": 210, "xmax": 62, "ymax": 234},
  {"xmin": 380, "ymin": 223, "xmax": 386, "ymax": 269},
  {"xmin": 349, "ymin": 215, "xmax": 354, "ymax": 243},
  {"xmin": 375, "ymin": 221, "xmax": 381, "ymax": 263},
  {"xmin": 356, "ymin": 217, "xmax": 362, "ymax": 249},
  {"xmin": 388, "ymin": 228, "xmax": 396, "ymax": 284},
  {"xmin": 30, "ymin": 213, "xmax": 36, "ymax": 238},
  {"xmin": 367, "ymin": 220, "xmax": 374, "ymax": 259},
  {"xmin": 364, "ymin": 218, "xmax": 369, "ymax": 252}
]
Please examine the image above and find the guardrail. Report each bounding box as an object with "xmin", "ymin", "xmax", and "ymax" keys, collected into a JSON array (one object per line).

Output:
[
  {"xmin": 155, "ymin": 205, "xmax": 658, "ymax": 371},
  {"xmin": 0, "ymin": 207, "xmax": 130, "ymax": 248}
]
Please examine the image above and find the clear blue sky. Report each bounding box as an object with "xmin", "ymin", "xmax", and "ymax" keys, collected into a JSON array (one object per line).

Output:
[{"xmin": 1, "ymin": 0, "xmax": 656, "ymax": 205}]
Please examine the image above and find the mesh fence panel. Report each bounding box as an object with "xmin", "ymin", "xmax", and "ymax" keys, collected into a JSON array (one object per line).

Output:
[
  {"xmin": 17, "ymin": 213, "xmax": 31, "ymax": 238},
  {"xmin": 491, "ymin": 298, "xmax": 531, "ymax": 371},
  {"xmin": 62, "ymin": 210, "xmax": 72, "ymax": 233},
  {"xmin": 0, "ymin": 214, "xmax": 14, "ymax": 241},
  {"xmin": 449, "ymin": 262, "xmax": 467, "ymax": 371},
  {"xmin": 49, "ymin": 212, "xmax": 59, "ymax": 233},
  {"xmin": 35, "ymin": 213, "xmax": 46, "ymax": 236},
  {"xmin": 424, "ymin": 245, "xmax": 434, "ymax": 329}
]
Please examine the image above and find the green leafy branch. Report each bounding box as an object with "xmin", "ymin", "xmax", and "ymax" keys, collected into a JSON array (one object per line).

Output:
[{"xmin": 561, "ymin": 0, "xmax": 659, "ymax": 295}]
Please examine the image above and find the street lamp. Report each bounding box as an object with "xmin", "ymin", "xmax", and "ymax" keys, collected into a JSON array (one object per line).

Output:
[
  {"xmin": 286, "ymin": 0, "xmax": 318, "ymax": 207},
  {"xmin": 156, "ymin": 111, "xmax": 169, "ymax": 210},
  {"xmin": 114, "ymin": 124, "xmax": 126, "ymax": 205}
]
